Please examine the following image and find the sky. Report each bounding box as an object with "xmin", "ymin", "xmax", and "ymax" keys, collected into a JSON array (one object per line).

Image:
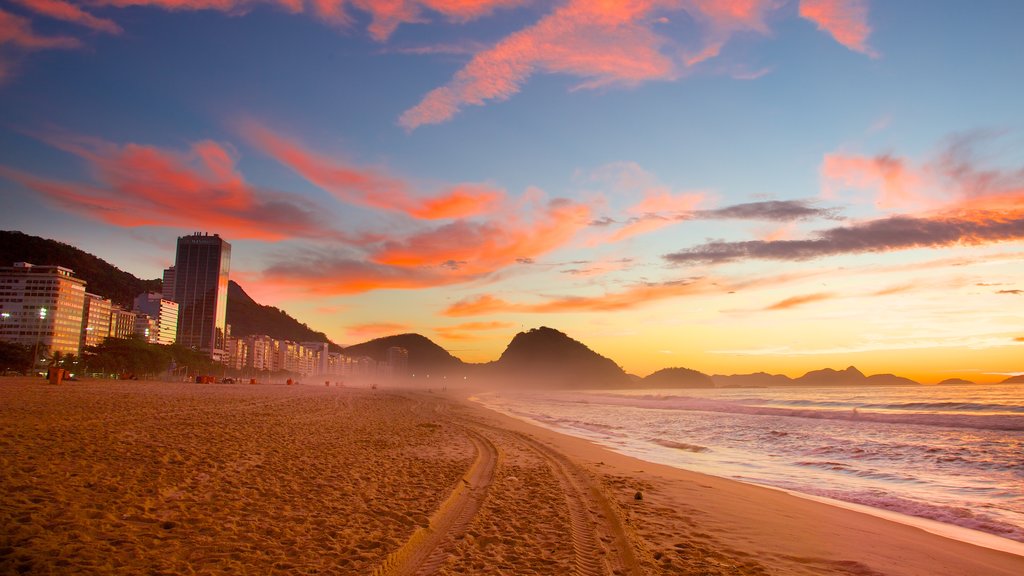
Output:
[{"xmin": 0, "ymin": 0, "xmax": 1022, "ymax": 383}]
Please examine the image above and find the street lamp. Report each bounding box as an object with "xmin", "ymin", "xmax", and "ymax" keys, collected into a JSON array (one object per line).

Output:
[
  {"xmin": 0, "ymin": 312, "xmax": 9, "ymax": 339},
  {"xmin": 32, "ymin": 307, "xmax": 47, "ymax": 376}
]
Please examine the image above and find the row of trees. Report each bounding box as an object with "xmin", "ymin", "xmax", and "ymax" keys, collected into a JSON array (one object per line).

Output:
[{"xmin": 0, "ymin": 337, "xmax": 218, "ymax": 379}]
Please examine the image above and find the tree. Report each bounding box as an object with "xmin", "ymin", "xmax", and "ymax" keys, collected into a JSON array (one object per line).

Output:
[{"xmin": 0, "ymin": 341, "xmax": 32, "ymax": 373}]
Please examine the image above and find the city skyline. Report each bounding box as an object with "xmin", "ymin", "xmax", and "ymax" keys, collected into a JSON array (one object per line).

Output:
[{"xmin": 0, "ymin": 1, "xmax": 1022, "ymax": 383}]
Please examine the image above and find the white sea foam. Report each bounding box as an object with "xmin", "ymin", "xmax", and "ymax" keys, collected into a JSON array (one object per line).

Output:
[{"xmin": 474, "ymin": 383, "xmax": 1024, "ymax": 548}]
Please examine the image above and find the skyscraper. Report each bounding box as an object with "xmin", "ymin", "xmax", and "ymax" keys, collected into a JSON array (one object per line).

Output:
[{"xmin": 171, "ymin": 233, "xmax": 231, "ymax": 360}]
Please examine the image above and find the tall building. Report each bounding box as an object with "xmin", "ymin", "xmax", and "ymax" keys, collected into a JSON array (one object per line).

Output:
[
  {"xmin": 171, "ymin": 233, "xmax": 231, "ymax": 360},
  {"xmin": 81, "ymin": 293, "xmax": 112, "ymax": 348},
  {"xmin": 109, "ymin": 306, "xmax": 137, "ymax": 339},
  {"xmin": 133, "ymin": 292, "xmax": 179, "ymax": 345},
  {"xmin": 0, "ymin": 262, "xmax": 87, "ymax": 356}
]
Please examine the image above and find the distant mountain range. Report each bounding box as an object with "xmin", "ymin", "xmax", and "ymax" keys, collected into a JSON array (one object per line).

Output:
[{"xmin": 4, "ymin": 230, "xmax": 1020, "ymax": 387}]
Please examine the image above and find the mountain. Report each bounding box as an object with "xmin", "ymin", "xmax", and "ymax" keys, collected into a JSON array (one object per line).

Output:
[
  {"xmin": 0, "ymin": 230, "xmax": 161, "ymax": 307},
  {"xmin": 341, "ymin": 333, "xmax": 466, "ymax": 376},
  {"xmin": 1, "ymin": 230, "xmax": 335, "ymax": 346},
  {"xmin": 1001, "ymin": 375, "xmax": 1024, "ymax": 384},
  {"xmin": 488, "ymin": 326, "xmax": 629, "ymax": 388},
  {"xmin": 226, "ymin": 281, "xmax": 337, "ymax": 349},
  {"xmin": 938, "ymin": 378, "xmax": 975, "ymax": 385},
  {"xmin": 643, "ymin": 367, "xmax": 715, "ymax": 388},
  {"xmin": 796, "ymin": 366, "xmax": 866, "ymax": 386}
]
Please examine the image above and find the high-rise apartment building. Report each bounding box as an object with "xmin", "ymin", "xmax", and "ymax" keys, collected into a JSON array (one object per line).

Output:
[
  {"xmin": 170, "ymin": 233, "xmax": 231, "ymax": 360},
  {"xmin": 0, "ymin": 262, "xmax": 87, "ymax": 356},
  {"xmin": 81, "ymin": 293, "xmax": 112, "ymax": 348},
  {"xmin": 109, "ymin": 305, "xmax": 137, "ymax": 339},
  {"xmin": 133, "ymin": 292, "xmax": 179, "ymax": 345}
]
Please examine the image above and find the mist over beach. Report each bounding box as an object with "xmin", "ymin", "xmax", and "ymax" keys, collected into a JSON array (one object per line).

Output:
[{"xmin": 2, "ymin": 0, "xmax": 1024, "ymax": 573}]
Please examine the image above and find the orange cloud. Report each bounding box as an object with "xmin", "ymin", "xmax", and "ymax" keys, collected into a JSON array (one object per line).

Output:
[
  {"xmin": 259, "ymin": 256, "xmax": 475, "ymax": 295},
  {"xmin": 0, "ymin": 7, "xmax": 80, "ymax": 49},
  {"xmin": 799, "ymin": 0, "xmax": 877, "ymax": 57},
  {"xmin": 239, "ymin": 120, "xmax": 503, "ymax": 219},
  {"xmin": 371, "ymin": 197, "xmax": 590, "ymax": 271},
  {"xmin": 1014, "ymin": 337, "xmax": 1024, "ymax": 343},
  {"xmin": 763, "ymin": 292, "xmax": 835, "ymax": 310},
  {"xmin": 0, "ymin": 132, "xmax": 343, "ymax": 241},
  {"xmin": 434, "ymin": 320, "xmax": 514, "ymax": 340},
  {"xmin": 11, "ymin": 0, "xmax": 122, "ymax": 34},
  {"xmin": 442, "ymin": 279, "xmax": 727, "ymax": 316},
  {"xmin": 346, "ymin": 322, "xmax": 411, "ymax": 340}
]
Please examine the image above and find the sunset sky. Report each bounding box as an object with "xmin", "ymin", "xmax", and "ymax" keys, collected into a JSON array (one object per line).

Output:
[{"xmin": 1, "ymin": 1, "xmax": 1022, "ymax": 383}]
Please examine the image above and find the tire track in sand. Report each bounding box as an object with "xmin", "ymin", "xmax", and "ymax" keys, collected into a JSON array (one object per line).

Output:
[
  {"xmin": 509, "ymin": 428, "xmax": 641, "ymax": 576},
  {"xmin": 371, "ymin": 425, "xmax": 498, "ymax": 576},
  {"xmin": 469, "ymin": 420, "xmax": 641, "ymax": 576}
]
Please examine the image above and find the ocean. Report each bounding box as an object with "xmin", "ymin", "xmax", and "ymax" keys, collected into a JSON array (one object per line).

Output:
[{"xmin": 473, "ymin": 383, "xmax": 1024, "ymax": 547}]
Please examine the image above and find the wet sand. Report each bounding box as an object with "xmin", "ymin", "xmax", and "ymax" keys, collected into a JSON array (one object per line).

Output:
[{"xmin": 1, "ymin": 378, "xmax": 1021, "ymax": 575}]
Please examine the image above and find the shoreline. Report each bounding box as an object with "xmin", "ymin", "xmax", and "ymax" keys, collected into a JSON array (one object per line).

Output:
[{"xmin": 457, "ymin": 389, "xmax": 1024, "ymax": 575}]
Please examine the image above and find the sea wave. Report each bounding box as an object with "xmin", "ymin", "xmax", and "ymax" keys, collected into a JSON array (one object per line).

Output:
[{"xmin": 588, "ymin": 394, "xmax": 1024, "ymax": 431}]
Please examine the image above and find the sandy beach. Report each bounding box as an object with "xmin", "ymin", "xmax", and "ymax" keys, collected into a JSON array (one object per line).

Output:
[{"xmin": 2, "ymin": 378, "xmax": 1022, "ymax": 575}]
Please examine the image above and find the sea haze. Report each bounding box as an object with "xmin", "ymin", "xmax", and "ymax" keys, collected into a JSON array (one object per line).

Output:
[{"xmin": 475, "ymin": 383, "xmax": 1024, "ymax": 544}]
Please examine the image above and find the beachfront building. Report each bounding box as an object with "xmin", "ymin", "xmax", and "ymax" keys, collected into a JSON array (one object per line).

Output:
[
  {"xmin": 109, "ymin": 306, "xmax": 137, "ymax": 340},
  {"xmin": 81, "ymin": 293, "xmax": 112, "ymax": 348},
  {"xmin": 0, "ymin": 262, "xmax": 87, "ymax": 357},
  {"xmin": 133, "ymin": 292, "xmax": 179, "ymax": 345},
  {"xmin": 224, "ymin": 337, "xmax": 248, "ymax": 370},
  {"xmin": 170, "ymin": 233, "xmax": 231, "ymax": 361},
  {"xmin": 302, "ymin": 341, "xmax": 331, "ymax": 375},
  {"xmin": 244, "ymin": 334, "xmax": 275, "ymax": 372}
]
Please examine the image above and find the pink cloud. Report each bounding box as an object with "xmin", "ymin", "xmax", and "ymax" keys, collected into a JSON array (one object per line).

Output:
[
  {"xmin": 0, "ymin": 7, "xmax": 80, "ymax": 49},
  {"xmin": 11, "ymin": 0, "xmax": 123, "ymax": 34},
  {"xmin": 799, "ymin": 0, "xmax": 878, "ymax": 57},
  {"xmin": 821, "ymin": 153, "xmax": 929, "ymax": 211},
  {"xmin": 400, "ymin": 0, "xmax": 683, "ymax": 129},
  {"xmin": 0, "ymin": 132, "xmax": 343, "ymax": 241},
  {"xmin": 371, "ymin": 197, "xmax": 590, "ymax": 272},
  {"xmin": 239, "ymin": 120, "xmax": 504, "ymax": 219}
]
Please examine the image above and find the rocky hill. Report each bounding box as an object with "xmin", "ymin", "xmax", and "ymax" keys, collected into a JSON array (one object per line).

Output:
[
  {"xmin": 487, "ymin": 326, "xmax": 630, "ymax": 388},
  {"xmin": 341, "ymin": 333, "xmax": 467, "ymax": 376}
]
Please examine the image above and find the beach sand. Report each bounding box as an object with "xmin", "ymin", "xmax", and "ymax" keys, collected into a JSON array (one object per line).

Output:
[{"xmin": 1, "ymin": 378, "xmax": 1021, "ymax": 575}]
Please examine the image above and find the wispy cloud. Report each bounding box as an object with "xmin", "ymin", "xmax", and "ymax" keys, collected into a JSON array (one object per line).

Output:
[
  {"xmin": 998, "ymin": 289, "xmax": 1023, "ymax": 295},
  {"xmin": 668, "ymin": 134, "xmax": 1024, "ymax": 266},
  {"xmin": 239, "ymin": 119, "xmax": 504, "ymax": 220},
  {"xmin": 346, "ymin": 321, "xmax": 411, "ymax": 340},
  {"xmin": 799, "ymin": 0, "xmax": 878, "ymax": 57},
  {"xmin": 442, "ymin": 278, "xmax": 729, "ymax": 316},
  {"xmin": 0, "ymin": 7, "xmax": 80, "ymax": 50},
  {"xmin": 0, "ymin": 131, "xmax": 343, "ymax": 242},
  {"xmin": 665, "ymin": 212, "xmax": 1024, "ymax": 266},
  {"xmin": 696, "ymin": 199, "xmax": 842, "ymax": 221},
  {"xmin": 763, "ymin": 292, "xmax": 835, "ymax": 310},
  {"xmin": 399, "ymin": 0, "xmax": 779, "ymax": 129},
  {"xmin": 11, "ymin": 0, "xmax": 122, "ymax": 34},
  {"xmin": 434, "ymin": 320, "xmax": 514, "ymax": 341}
]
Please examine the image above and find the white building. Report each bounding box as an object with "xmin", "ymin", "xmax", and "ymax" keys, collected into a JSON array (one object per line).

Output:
[
  {"xmin": 0, "ymin": 262, "xmax": 87, "ymax": 356},
  {"xmin": 133, "ymin": 292, "xmax": 179, "ymax": 345},
  {"xmin": 81, "ymin": 293, "xmax": 112, "ymax": 348}
]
